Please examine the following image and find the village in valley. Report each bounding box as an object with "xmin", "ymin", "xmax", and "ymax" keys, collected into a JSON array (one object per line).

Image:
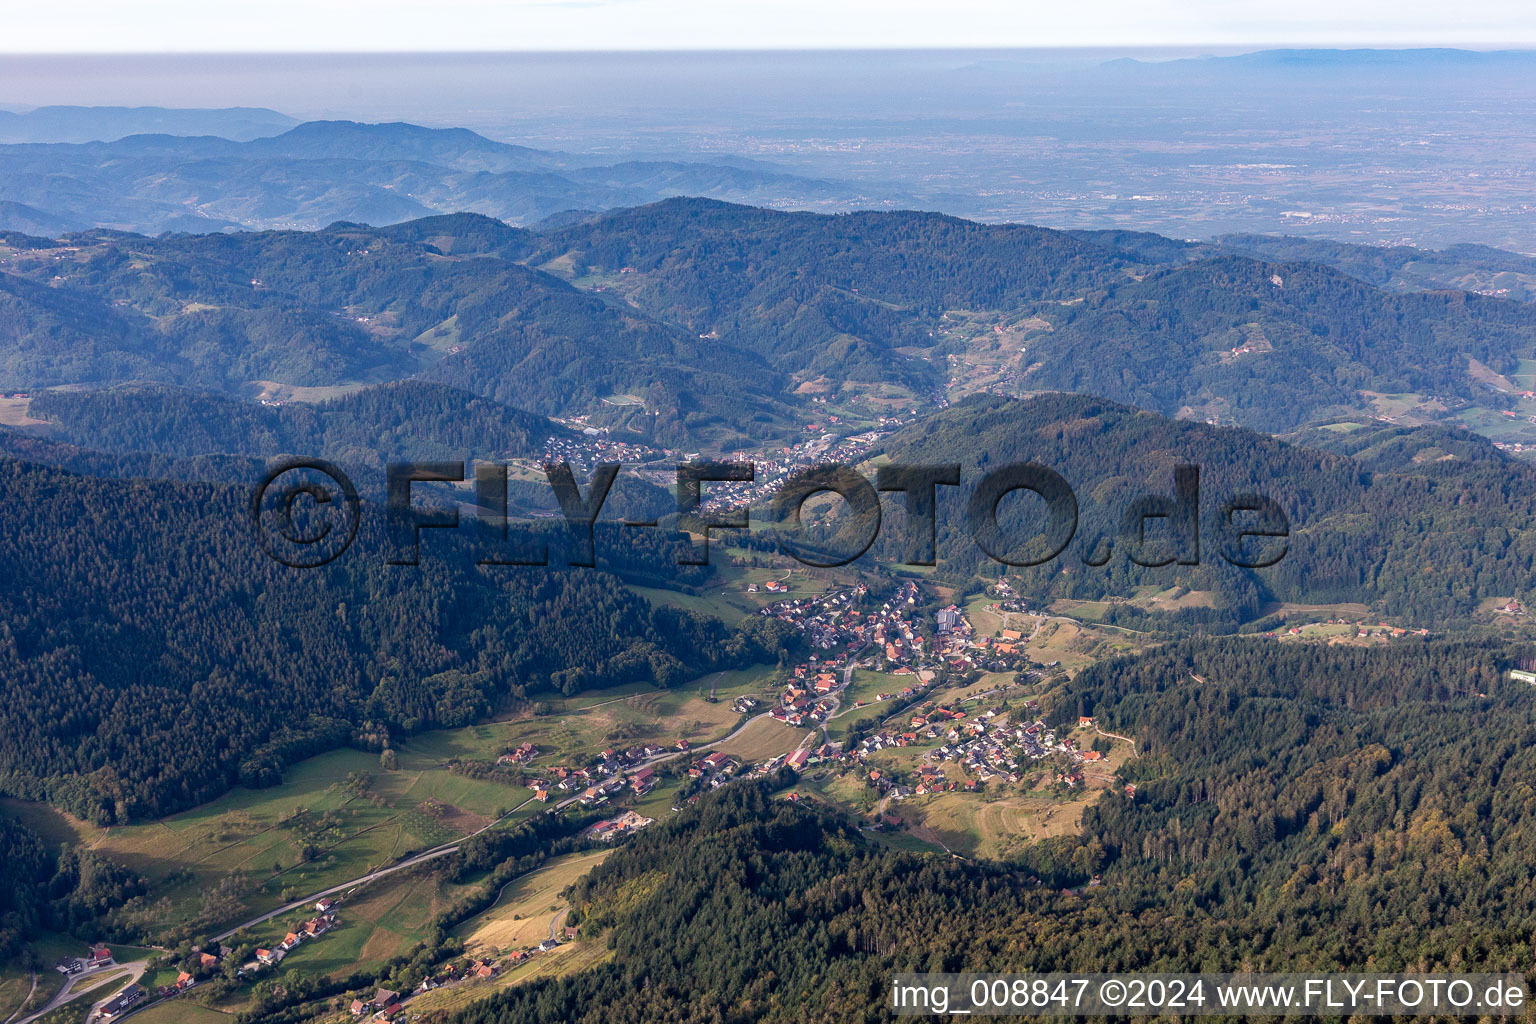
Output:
[
  {"xmin": 11, "ymin": 562, "xmax": 1443, "ymax": 1024},
  {"xmin": 1, "ymin": 568, "xmax": 1149, "ymax": 1024}
]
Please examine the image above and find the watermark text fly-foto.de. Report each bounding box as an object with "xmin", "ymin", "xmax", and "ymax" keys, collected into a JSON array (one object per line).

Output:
[{"xmin": 250, "ymin": 458, "xmax": 1290, "ymax": 571}]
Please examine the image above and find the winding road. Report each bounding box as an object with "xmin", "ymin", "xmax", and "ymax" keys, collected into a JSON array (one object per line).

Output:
[{"xmin": 15, "ymin": 960, "xmax": 149, "ymax": 1024}]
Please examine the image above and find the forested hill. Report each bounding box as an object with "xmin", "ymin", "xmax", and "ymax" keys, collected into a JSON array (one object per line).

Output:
[
  {"xmin": 528, "ymin": 198, "xmax": 1536, "ymax": 430},
  {"xmin": 8, "ymin": 203, "xmax": 1536, "ymax": 443},
  {"xmin": 525, "ymin": 198, "xmax": 1131, "ymax": 390},
  {"xmin": 1023, "ymin": 255, "xmax": 1535, "ymax": 430},
  {"xmin": 0, "ymin": 217, "xmax": 792, "ymax": 447},
  {"xmin": 437, "ymin": 640, "xmax": 1536, "ymax": 1024},
  {"xmin": 25, "ymin": 381, "xmax": 568, "ymax": 465},
  {"xmin": 876, "ymin": 393, "xmax": 1536, "ymax": 624},
  {"xmin": 0, "ymin": 454, "xmax": 795, "ymax": 823}
]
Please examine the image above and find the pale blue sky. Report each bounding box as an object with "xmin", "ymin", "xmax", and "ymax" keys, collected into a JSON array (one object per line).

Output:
[{"xmin": 3, "ymin": 0, "xmax": 1535, "ymax": 52}]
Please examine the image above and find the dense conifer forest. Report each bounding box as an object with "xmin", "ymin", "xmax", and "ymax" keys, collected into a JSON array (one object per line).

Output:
[
  {"xmin": 438, "ymin": 640, "xmax": 1536, "ymax": 1024},
  {"xmin": 0, "ymin": 455, "xmax": 795, "ymax": 824}
]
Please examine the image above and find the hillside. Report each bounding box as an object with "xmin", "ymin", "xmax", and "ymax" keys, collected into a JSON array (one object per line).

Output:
[
  {"xmin": 25, "ymin": 381, "xmax": 568, "ymax": 465},
  {"xmin": 442, "ymin": 639, "xmax": 1536, "ymax": 1023},
  {"xmin": 9, "ymin": 204, "xmax": 1536, "ymax": 446},
  {"xmin": 0, "ymin": 454, "xmax": 794, "ymax": 823},
  {"xmin": 878, "ymin": 393, "xmax": 1536, "ymax": 623},
  {"xmin": 534, "ymin": 199, "xmax": 1536, "ymax": 431},
  {"xmin": 0, "ymin": 216, "xmax": 793, "ymax": 446}
]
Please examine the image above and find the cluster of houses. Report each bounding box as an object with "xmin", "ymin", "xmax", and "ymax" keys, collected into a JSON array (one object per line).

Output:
[
  {"xmin": 532, "ymin": 745, "xmax": 670, "ymax": 804},
  {"xmin": 75, "ymin": 945, "xmax": 225, "ymax": 1020},
  {"xmin": 1267, "ymin": 619, "xmax": 1429, "ymax": 642},
  {"xmin": 584, "ymin": 809, "xmax": 654, "ymax": 841},
  {"xmin": 831, "ymin": 695, "xmax": 1110, "ymax": 795},
  {"xmin": 760, "ymin": 584, "xmax": 873, "ymax": 652},
  {"xmin": 350, "ymin": 986, "xmax": 404, "ymax": 1019},
  {"xmin": 55, "ymin": 944, "xmax": 114, "ymax": 975},
  {"xmin": 763, "ymin": 580, "xmax": 1032, "ymax": 682},
  {"xmin": 154, "ymin": 951, "xmax": 221, "ymax": 998},
  {"xmin": 756, "ymin": 744, "xmax": 839, "ymax": 776},
  {"xmin": 686, "ymin": 750, "xmax": 740, "ymax": 788},
  {"xmin": 250, "ymin": 899, "xmax": 339, "ymax": 972},
  {"xmin": 921, "ymin": 708, "xmax": 1088, "ymax": 783},
  {"xmin": 364, "ymin": 934, "xmax": 585, "ymax": 1017},
  {"xmin": 535, "ymin": 432, "xmax": 663, "ymax": 475},
  {"xmin": 771, "ymin": 675, "xmax": 839, "ymax": 728},
  {"xmin": 694, "ymin": 425, "xmax": 896, "ymax": 516},
  {"xmin": 496, "ymin": 742, "xmax": 539, "ymax": 766}
]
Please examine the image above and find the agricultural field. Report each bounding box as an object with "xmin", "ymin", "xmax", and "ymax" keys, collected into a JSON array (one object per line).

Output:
[
  {"xmin": 823, "ymin": 669, "xmax": 915, "ymax": 741},
  {"xmin": 456, "ymin": 850, "xmax": 612, "ymax": 954},
  {"xmin": 0, "ymin": 395, "xmax": 46, "ymax": 427},
  {"xmin": 891, "ymin": 735, "xmax": 1133, "ymax": 859},
  {"xmin": 0, "ymin": 668, "xmax": 777, "ymax": 946},
  {"xmin": 2, "ymin": 752, "xmax": 465, "ymax": 941},
  {"xmin": 962, "ymin": 591, "xmax": 1006, "ymax": 636},
  {"xmin": 254, "ymin": 863, "xmax": 477, "ymax": 981},
  {"xmin": 839, "ymin": 669, "xmax": 910, "ymax": 710},
  {"xmin": 398, "ymin": 940, "xmax": 612, "ymax": 1020},
  {"xmin": 248, "ymin": 380, "xmax": 368, "ymax": 403},
  {"xmin": 629, "ymin": 563, "xmax": 832, "ymax": 624},
  {"xmin": 126, "ymin": 1001, "xmax": 237, "ymax": 1024},
  {"xmin": 1022, "ymin": 615, "xmax": 1147, "ymax": 673},
  {"xmin": 895, "ymin": 790, "xmax": 1094, "ymax": 858},
  {"xmin": 712, "ymin": 717, "xmax": 813, "ymax": 762}
]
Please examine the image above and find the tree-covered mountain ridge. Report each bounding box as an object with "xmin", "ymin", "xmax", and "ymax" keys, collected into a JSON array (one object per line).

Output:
[
  {"xmin": 7, "ymin": 198, "xmax": 1536, "ymax": 444},
  {"xmin": 784, "ymin": 391, "xmax": 1536, "ymax": 627}
]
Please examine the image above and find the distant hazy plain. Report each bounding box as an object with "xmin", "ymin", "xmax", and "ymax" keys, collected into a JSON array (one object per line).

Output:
[{"xmin": 3, "ymin": 48, "xmax": 1535, "ymax": 249}]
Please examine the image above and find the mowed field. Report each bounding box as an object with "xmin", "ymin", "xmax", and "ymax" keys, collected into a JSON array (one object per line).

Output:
[
  {"xmin": 406, "ymin": 668, "xmax": 775, "ymax": 770},
  {"xmin": 457, "ymin": 850, "xmax": 612, "ymax": 954},
  {"xmin": 1022, "ymin": 615, "xmax": 1147, "ymax": 673},
  {"xmin": 0, "ymin": 750, "xmax": 475, "ymax": 939},
  {"xmin": 899, "ymin": 791, "xmax": 1092, "ymax": 858},
  {"xmin": 630, "ymin": 563, "xmax": 831, "ymax": 625},
  {"xmin": 824, "ymin": 669, "xmax": 914, "ymax": 741},
  {"xmin": 712, "ymin": 717, "xmax": 812, "ymax": 762},
  {"xmin": 0, "ymin": 395, "xmax": 47, "ymax": 426},
  {"xmin": 126, "ymin": 1002, "xmax": 237, "ymax": 1024}
]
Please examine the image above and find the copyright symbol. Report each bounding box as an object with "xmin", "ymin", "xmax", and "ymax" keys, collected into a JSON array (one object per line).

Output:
[
  {"xmin": 249, "ymin": 457, "xmax": 360, "ymax": 568},
  {"xmin": 1100, "ymin": 980, "xmax": 1126, "ymax": 1007}
]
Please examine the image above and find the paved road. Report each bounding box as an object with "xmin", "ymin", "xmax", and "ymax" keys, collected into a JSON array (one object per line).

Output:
[
  {"xmin": 212, "ymin": 699, "xmax": 796, "ymax": 944},
  {"xmin": 212, "ymin": 845, "xmax": 465, "ymax": 943},
  {"xmin": 548, "ymin": 907, "xmax": 570, "ymax": 942},
  {"xmin": 16, "ymin": 960, "xmax": 147, "ymax": 1024}
]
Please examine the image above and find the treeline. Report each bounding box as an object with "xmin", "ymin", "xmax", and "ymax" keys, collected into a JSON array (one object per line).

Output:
[
  {"xmin": 435, "ymin": 639, "xmax": 1536, "ymax": 1024},
  {"xmin": 0, "ymin": 455, "xmax": 797, "ymax": 823}
]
